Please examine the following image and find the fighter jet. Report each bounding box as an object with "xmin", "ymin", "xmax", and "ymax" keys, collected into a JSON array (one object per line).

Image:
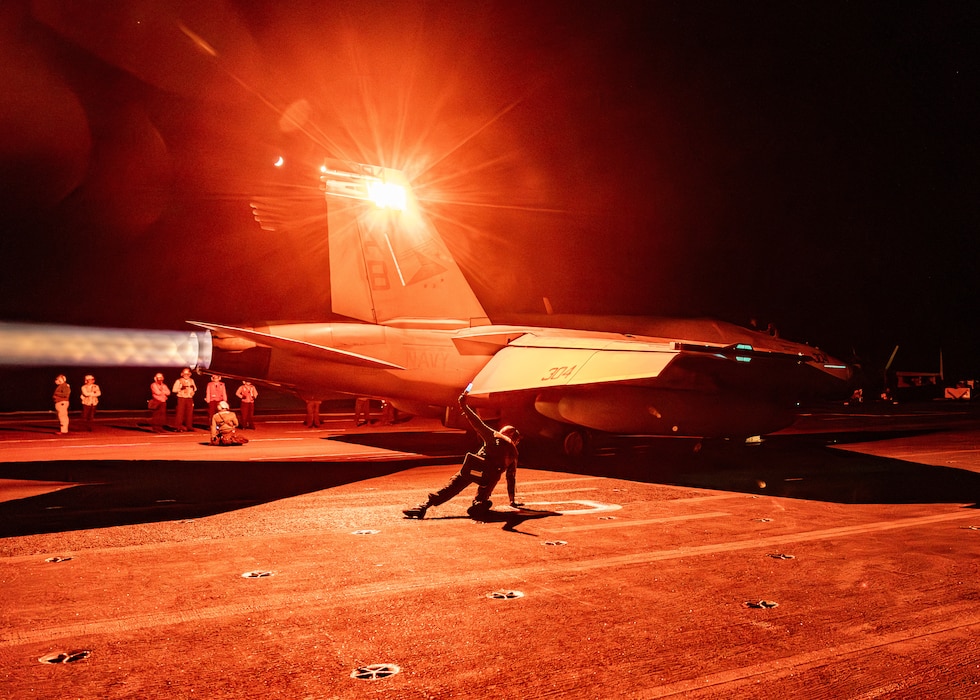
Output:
[
  {"xmin": 0, "ymin": 160, "xmax": 854, "ymax": 454},
  {"xmin": 192, "ymin": 160, "xmax": 855, "ymax": 455}
]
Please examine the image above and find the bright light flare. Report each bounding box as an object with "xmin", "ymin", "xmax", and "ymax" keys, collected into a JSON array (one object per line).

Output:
[
  {"xmin": 367, "ymin": 181, "xmax": 407, "ymax": 211},
  {"xmin": 322, "ymin": 163, "xmax": 410, "ymax": 211}
]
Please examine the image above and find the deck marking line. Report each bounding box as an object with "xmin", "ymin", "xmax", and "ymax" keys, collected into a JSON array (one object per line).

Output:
[
  {"xmin": 552, "ymin": 511, "xmax": 731, "ymax": 532},
  {"xmin": 640, "ymin": 610, "xmax": 980, "ymax": 698}
]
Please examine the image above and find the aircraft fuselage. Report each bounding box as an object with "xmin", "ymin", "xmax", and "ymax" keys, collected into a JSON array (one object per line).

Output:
[
  {"xmin": 203, "ymin": 317, "xmax": 854, "ymax": 440},
  {"xmin": 207, "ymin": 321, "xmax": 493, "ymax": 413}
]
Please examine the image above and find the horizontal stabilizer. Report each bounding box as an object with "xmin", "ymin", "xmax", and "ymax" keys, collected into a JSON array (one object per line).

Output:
[
  {"xmin": 188, "ymin": 322, "xmax": 405, "ymax": 370},
  {"xmin": 451, "ymin": 327, "xmax": 532, "ymax": 356}
]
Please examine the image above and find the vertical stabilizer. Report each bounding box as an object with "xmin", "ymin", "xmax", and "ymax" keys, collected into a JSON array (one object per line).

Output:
[{"xmin": 324, "ymin": 162, "xmax": 489, "ymax": 326}]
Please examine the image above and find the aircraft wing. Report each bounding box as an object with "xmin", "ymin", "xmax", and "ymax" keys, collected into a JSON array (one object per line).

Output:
[
  {"xmin": 466, "ymin": 332, "xmax": 841, "ymax": 398},
  {"xmin": 189, "ymin": 322, "xmax": 405, "ymax": 370},
  {"xmin": 464, "ymin": 333, "xmax": 849, "ymax": 439},
  {"xmin": 466, "ymin": 334, "xmax": 680, "ymax": 396}
]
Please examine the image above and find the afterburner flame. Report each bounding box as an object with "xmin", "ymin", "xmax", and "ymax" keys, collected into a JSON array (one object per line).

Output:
[{"xmin": 0, "ymin": 323, "xmax": 211, "ymax": 369}]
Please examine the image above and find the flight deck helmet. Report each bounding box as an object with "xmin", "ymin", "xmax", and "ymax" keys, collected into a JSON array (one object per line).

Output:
[{"xmin": 500, "ymin": 425, "xmax": 522, "ymax": 444}]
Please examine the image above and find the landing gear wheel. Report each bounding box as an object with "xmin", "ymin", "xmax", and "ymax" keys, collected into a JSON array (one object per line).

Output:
[{"xmin": 562, "ymin": 429, "xmax": 589, "ymax": 458}]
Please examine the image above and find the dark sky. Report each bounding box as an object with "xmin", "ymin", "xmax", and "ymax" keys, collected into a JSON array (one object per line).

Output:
[{"xmin": 2, "ymin": 0, "xmax": 979, "ymax": 388}]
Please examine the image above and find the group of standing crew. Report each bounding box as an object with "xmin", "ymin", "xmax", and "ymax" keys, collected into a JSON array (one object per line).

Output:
[
  {"xmin": 51, "ymin": 373, "xmax": 101, "ymax": 435},
  {"xmin": 147, "ymin": 371, "xmax": 258, "ymax": 436},
  {"xmin": 50, "ymin": 371, "xmax": 257, "ymax": 437}
]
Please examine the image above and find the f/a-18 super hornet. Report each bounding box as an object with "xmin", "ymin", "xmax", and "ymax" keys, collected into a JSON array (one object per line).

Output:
[{"xmin": 1, "ymin": 160, "xmax": 855, "ymax": 455}]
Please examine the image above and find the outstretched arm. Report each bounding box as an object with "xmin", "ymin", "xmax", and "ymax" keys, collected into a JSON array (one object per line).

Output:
[{"xmin": 458, "ymin": 393, "xmax": 495, "ymax": 443}]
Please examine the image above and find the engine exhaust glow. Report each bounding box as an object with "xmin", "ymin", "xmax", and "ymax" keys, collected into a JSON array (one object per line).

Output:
[{"xmin": 0, "ymin": 323, "xmax": 212, "ymax": 369}]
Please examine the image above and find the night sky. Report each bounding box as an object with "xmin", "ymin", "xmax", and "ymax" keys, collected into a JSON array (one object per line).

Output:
[{"xmin": 1, "ymin": 1, "xmax": 979, "ymax": 411}]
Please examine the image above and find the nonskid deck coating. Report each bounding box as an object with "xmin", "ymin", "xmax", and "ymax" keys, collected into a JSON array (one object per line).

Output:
[{"xmin": 2, "ymin": 405, "xmax": 980, "ymax": 698}]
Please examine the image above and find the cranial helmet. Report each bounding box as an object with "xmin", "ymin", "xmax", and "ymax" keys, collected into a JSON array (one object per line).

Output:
[
  {"xmin": 500, "ymin": 425, "xmax": 521, "ymax": 443},
  {"xmin": 218, "ymin": 401, "xmax": 229, "ymax": 410}
]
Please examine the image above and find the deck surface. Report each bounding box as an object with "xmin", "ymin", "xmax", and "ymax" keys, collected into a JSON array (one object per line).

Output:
[{"xmin": 2, "ymin": 403, "xmax": 979, "ymax": 698}]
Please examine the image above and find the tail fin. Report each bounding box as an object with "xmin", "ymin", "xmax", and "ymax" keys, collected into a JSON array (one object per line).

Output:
[{"xmin": 323, "ymin": 161, "xmax": 489, "ymax": 327}]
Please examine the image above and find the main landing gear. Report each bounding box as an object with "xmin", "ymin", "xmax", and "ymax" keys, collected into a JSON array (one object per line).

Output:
[{"xmin": 561, "ymin": 428, "xmax": 590, "ymax": 458}]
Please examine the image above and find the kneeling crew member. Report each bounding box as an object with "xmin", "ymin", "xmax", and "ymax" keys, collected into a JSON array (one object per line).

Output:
[{"xmin": 210, "ymin": 400, "xmax": 248, "ymax": 445}]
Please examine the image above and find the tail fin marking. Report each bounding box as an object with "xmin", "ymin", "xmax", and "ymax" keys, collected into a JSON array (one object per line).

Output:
[{"xmin": 324, "ymin": 161, "xmax": 488, "ymax": 326}]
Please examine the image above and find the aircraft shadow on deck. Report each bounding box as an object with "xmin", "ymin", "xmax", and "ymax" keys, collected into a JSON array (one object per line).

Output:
[
  {"xmin": 526, "ymin": 434, "xmax": 980, "ymax": 508},
  {"xmin": 0, "ymin": 458, "xmax": 429, "ymax": 538},
  {"xmin": 4, "ymin": 426, "xmax": 979, "ymax": 539},
  {"xmin": 330, "ymin": 429, "xmax": 476, "ymax": 456}
]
